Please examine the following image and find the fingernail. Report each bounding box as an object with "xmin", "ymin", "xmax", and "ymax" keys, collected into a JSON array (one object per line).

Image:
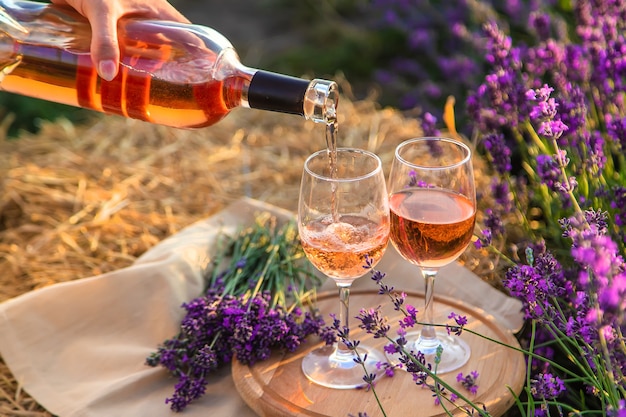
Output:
[{"xmin": 98, "ymin": 60, "xmax": 117, "ymax": 81}]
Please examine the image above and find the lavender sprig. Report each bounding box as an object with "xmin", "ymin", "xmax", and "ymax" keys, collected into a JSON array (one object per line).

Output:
[
  {"xmin": 327, "ymin": 314, "xmax": 388, "ymax": 417},
  {"xmin": 356, "ymin": 256, "xmax": 607, "ymax": 416},
  {"xmin": 343, "ymin": 257, "xmax": 490, "ymax": 416}
]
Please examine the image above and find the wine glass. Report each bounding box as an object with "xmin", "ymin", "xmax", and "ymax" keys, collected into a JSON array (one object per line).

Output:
[
  {"xmin": 298, "ymin": 147, "xmax": 390, "ymax": 389},
  {"xmin": 387, "ymin": 137, "xmax": 476, "ymax": 373}
]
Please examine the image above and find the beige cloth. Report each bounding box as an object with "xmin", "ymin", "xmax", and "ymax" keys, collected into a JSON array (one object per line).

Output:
[{"xmin": 0, "ymin": 198, "xmax": 523, "ymax": 417}]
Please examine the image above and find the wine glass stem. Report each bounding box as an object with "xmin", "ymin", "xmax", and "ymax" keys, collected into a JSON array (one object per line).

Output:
[
  {"xmin": 336, "ymin": 284, "xmax": 352, "ymax": 356},
  {"xmin": 420, "ymin": 268, "xmax": 438, "ymax": 344}
]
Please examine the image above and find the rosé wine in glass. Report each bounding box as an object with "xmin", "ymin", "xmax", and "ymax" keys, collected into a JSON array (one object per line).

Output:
[
  {"xmin": 387, "ymin": 137, "xmax": 476, "ymax": 374},
  {"xmin": 389, "ymin": 188, "xmax": 475, "ymax": 269},
  {"xmin": 298, "ymin": 147, "xmax": 390, "ymax": 389},
  {"xmin": 300, "ymin": 215, "xmax": 389, "ymax": 286}
]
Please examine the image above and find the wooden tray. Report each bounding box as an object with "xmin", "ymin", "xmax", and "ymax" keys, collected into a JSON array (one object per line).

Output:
[{"xmin": 232, "ymin": 289, "xmax": 525, "ymax": 417}]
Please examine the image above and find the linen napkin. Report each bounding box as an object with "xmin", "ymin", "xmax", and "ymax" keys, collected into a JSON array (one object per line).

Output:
[{"xmin": 0, "ymin": 197, "xmax": 522, "ymax": 417}]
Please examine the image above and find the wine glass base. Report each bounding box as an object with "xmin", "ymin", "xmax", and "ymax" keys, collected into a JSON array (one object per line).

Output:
[
  {"xmin": 302, "ymin": 344, "xmax": 385, "ymax": 389},
  {"xmin": 386, "ymin": 330, "xmax": 471, "ymax": 374}
]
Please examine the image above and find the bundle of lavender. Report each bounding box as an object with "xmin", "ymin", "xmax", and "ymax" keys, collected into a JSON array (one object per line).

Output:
[{"xmin": 146, "ymin": 214, "xmax": 323, "ymax": 412}]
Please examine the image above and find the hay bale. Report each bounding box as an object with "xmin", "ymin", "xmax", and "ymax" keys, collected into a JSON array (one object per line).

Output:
[{"xmin": 0, "ymin": 97, "xmax": 422, "ymax": 298}]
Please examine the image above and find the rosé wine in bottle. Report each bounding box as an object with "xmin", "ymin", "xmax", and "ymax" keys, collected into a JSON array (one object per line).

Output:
[{"xmin": 0, "ymin": 0, "xmax": 338, "ymax": 129}]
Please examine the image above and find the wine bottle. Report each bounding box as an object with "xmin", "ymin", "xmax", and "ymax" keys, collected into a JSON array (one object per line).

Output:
[{"xmin": 0, "ymin": 0, "xmax": 338, "ymax": 129}]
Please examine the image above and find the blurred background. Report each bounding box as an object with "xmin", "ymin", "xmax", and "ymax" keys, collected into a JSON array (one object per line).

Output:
[{"xmin": 0, "ymin": 0, "xmax": 573, "ymax": 137}]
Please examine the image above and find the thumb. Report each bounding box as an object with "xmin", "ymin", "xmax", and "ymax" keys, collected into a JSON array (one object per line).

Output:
[
  {"xmin": 89, "ymin": 15, "xmax": 121, "ymax": 81},
  {"xmin": 49, "ymin": 0, "xmax": 120, "ymax": 81}
]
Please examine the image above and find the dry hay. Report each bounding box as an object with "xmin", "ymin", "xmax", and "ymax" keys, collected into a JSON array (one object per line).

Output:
[{"xmin": 0, "ymin": 87, "xmax": 500, "ymax": 415}]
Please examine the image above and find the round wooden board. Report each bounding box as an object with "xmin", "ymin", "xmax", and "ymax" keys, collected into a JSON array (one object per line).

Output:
[{"xmin": 232, "ymin": 289, "xmax": 525, "ymax": 417}]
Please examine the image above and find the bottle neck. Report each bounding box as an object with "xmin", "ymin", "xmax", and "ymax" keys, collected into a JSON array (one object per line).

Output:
[{"xmin": 247, "ymin": 71, "xmax": 338, "ymax": 124}]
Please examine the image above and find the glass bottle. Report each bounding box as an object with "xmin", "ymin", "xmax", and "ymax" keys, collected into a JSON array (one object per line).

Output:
[{"xmin": 0, "ymin": 0, "xmax": 338, "ymax": 129}]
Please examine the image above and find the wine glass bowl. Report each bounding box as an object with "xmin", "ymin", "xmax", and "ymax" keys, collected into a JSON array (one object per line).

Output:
[
  {"xmin": 387, "ymin": 137, "xmax": 476, "ymax": 373},
  {"xmin": 298, "ymin": 147, "xmax": 390, "ymax": 389}
]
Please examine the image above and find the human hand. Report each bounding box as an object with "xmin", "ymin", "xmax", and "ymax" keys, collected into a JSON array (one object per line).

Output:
[{"xmin": 50, "ymin": 0, "xmax": 190, "ymax": 81}]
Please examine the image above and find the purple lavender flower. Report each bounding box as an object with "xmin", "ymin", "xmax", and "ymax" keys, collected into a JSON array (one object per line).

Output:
[
  {"xmin": 235, "ymin": 257, "xmax": 247, "ymax": 269},
  {"xmin": 482, "ymin": 133, "xmax": 512, "ymax": 175},
  {"xmin": 482, "ymin": 20, "xmax": 517, "ymax": 69},
  {"xmin": 611, "ymin": 186, "xmax": 626, "ymax": 230},
  {"xmin": 573, "ymin": 0, "xmax": 626, "ymax": 120},
  {"xmin": 318, "ymin": 321, "xmax": 338, "ymax": 346},
  {"xmin": 399, "ymin": 305, "xmax": 418, "ymax": 330},
  {"xmin": 571, "ymin": 234, "xmax": 626, "ymax": 316},
  {"xmin": 474, "ymin": 229, "xmax": 491, "ymax": 250},
  {"xmin": 432, "ymin": 380, "xmax": 456, "ymax": 406},
  {"xmin": 606, "ymin": 115, "xmax": 626, "ymax": 151},
  {"xmin": 556, "ymin": 209, "xmax": 626, "ymax": 387},
  {"xmin": 581, "ymin": 130, "xmax": 607, "ymax": 173},
  {"xmin": 535, "ymin": 154, "xmax": 560, "ymax": 191},
  {"xmin": 407, "ymin": 171, "xmax": 434, "ymax": 189},
  {"xmin": 607, "ymin": 400, "xmax": 626, "ymax": 417},
  {"xmin": 503, "ymin": 251, "xmax": 566, "ymax": 320},
  {"xmin": 526, "ymin": 85, "xmax": 554, "ymax": 109},
  {"xmin": 556, "ymin": 84, "xmax": 587, "ymax": 144},
  {"xmin": 457, "ymin": 370, "xmax": 480, "ymax": 395},
  {"xmin": 530, "ymin": 373, "xmax": 566, "ymax": 400},
  {"xmin": 420, "ymin": 112, "xmax": 441, "ymax": 137},
  {"xmin": 529, "ymin": 11, "xmax": 552, "ymax": 41},
  {"xmin": 564, "ymin": 311, "xmax": 595, "ymax": 345},
  {"xmin": 490, "ymin": 178, "xmax": 513, "ymax": 213},
  {"xmin": 527, "ymin": 85, "xmax": 569, "ymax": 139},
  {"xmin": 446, "ymin": 312, "xmax": 467, "ymax": 336},
  {"xmin": 484, "ymin": 208, "xmax": 505, "ymax": 239},
  {"xmin": 357, "ymin": 307, "xmax": 390, "ymax": 339},
  {"xmin": 376, "ymin": 360, "xmax": 398, "ymax": 378}
]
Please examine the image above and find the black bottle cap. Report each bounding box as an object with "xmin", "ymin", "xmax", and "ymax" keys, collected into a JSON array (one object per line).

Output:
[{"xmin": 248, "ymin": 70, "xmax": 310, "ymax": 115}]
